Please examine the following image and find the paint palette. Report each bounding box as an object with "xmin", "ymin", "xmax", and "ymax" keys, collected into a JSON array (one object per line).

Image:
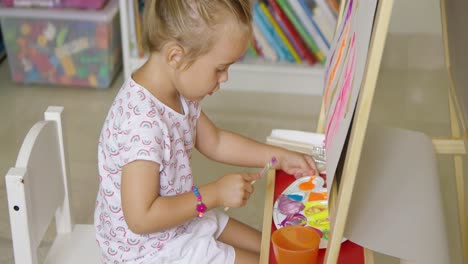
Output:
[{"xmin": 273, "ymin": 175, "xmax": 342, "ymax": 249}]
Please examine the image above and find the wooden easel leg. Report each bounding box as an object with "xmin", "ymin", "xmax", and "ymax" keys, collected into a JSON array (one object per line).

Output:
[
  {"xmin": 260, "ymin": 170, "xmax": 277, "ymax": 264},
  {"xmin": 449, "ymin": 93, "xmax": 468, "ymax": 263},
  {"xmin": 363, "ymin": 249, "xmax": 374, "ymax": 264},
  {"xmin": 454, "ymin": 155, "xmax": 467, "ymax": 262}
]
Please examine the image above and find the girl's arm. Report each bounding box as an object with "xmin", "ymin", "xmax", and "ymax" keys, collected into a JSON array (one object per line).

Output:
[
  {"xmin": 196, "ymin": 111, "xmax": 317, "ymax": 176},
  {"xmin": 196, "ymin": 111, "xmax": 283, "ymax": 167},
  {"xmin": 121, "ymin": 160, "xmax": 257, "ymax": 234}
]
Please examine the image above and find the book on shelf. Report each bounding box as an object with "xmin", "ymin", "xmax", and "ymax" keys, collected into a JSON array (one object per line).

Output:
[
  {"xmin": 259, "ymin": 2, "xmax": 301, "ymax": 63},
  {"xmin": 133, "ymin": 0, "xmax": 145, "ymax": 58},
  {"xmin": 125, "ymin": 0, "xmax": 340, "ymax": 67},
  {"xmin": 268, "ymin": 0, "xmax": 317, "ymax": 65},
  {"xmin": 127, "ymin": 0, "xmax": 145, "ymax": 58},
  {"xmin": 252, "ymin": 22, "xmax": 279, "ymax": 61},
  {"xmin": 0, "ymin": 26, "xmax": 5, "ymax": 61}
]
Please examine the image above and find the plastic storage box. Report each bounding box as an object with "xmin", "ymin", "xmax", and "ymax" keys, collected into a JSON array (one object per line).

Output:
[
  {"xmin": 1, "ymin": 0, "xmax": 109, "ymax": 10},
  {"xmin": 0, "ymin": 0, "xmax": 121, "ymax": 88}
]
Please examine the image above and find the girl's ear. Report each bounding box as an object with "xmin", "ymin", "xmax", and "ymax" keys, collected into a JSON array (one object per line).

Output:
[{"xmin": 165, "ymin": 43, "xmax": 184, "ymax": 69}]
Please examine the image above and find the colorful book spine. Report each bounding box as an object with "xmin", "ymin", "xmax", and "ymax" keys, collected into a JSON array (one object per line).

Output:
[
  {"xmin": 133, "ymin": 0, "xmax": 144, "ymax": 58},
  {"xmin": 268, "ymin": 0, "xmax": 316, "ymax": 65},
  {"xmin": 127, "ymin": 0, "xmax": 138, "ymax": 58},
  {"xmin": 252, "ymin": 37, "xmax": 264, "ymax": 57},
  {"xmin": 293, "ymin": 0, "xmax": 330, "ymax": 50},
  {"xmin": 275, "ymin": 0, "xmax": 325, "ymax": 63},
  {"xmin": 254, "ymin": 2, "xmax": 292, "ymax": 62},
  {"xmin": 252, "ymin": 23, "xmax": 278, "ymax": 61},
  {"xmin": 258, "ymin": 2, "xmax": 301, "ymax": 63}
]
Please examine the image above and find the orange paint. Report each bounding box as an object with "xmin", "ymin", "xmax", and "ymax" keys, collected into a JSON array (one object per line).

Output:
[
  {"xmin": 299, "ymin": 177, "xmax": 316, "ymax": 191},
  {"xmin": 308, "ymin": 192, "xmax": 327, "ymax": 202},
  {"xmin": 325, "ymin": 24, "xmax": 350, "ymax": 110}
]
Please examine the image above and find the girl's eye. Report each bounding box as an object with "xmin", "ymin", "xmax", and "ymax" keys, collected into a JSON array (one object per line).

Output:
[{"xmin": 216, "ymin": 67, "xmax": 227, "ymax": 72}]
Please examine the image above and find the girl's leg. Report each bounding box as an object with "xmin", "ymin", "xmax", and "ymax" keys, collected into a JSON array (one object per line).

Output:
[{"xmin": 218, "ymin": 217, "xmax": 262, "ymax": 263}]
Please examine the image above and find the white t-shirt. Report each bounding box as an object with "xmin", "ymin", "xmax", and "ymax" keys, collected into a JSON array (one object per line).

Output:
[{"xmin": 94, "ymin": 77, "xmax": 202, "ymax": 263}]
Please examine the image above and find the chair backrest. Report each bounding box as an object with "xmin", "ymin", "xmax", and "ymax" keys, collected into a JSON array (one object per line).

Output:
[{"xmin": 5, "ymin": 106, "xmax": 72, "ymax": 264}]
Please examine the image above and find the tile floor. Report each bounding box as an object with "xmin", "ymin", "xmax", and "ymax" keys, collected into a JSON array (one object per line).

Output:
[{"xmin": 0, "ymin": 33, "xmax": 465, "ymax": 263}]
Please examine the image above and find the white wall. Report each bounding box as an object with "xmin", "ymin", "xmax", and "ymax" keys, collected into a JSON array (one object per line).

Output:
[{"xmin": 389, "ymin": 0, "xmax": 442, "ymax": 35}]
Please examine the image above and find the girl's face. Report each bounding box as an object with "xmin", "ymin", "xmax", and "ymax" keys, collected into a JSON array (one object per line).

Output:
[{"xmin": 173, "ymin": 24, "xmax": 250, "ymax": 102}]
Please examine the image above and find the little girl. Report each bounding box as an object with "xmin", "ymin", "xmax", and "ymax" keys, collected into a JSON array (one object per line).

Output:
[{"xmin": 94, "ymin": 0, "xmax": 317, "ymax": 263}]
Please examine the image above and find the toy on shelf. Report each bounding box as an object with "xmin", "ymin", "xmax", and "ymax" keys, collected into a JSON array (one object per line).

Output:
[
  {"xmin": 0, "ymin": 0, "xmax": 121, "ymax": 88},
  {"xmin": 1, "ymin": 0, "xmax": 109, "ymax": 10}
]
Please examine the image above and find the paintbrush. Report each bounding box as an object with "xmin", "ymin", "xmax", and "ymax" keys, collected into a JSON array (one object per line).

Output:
[{"xmin": 224, "ymin": 157, "xmax": 277, "ymax": 211}]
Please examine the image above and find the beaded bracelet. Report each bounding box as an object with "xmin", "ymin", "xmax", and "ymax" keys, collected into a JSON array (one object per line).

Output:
[{"xmin": 192, "ymin": 186, "xmax": 207, "ymax": 218}]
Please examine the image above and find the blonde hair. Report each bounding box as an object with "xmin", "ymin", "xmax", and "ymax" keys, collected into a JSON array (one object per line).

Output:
[{"xmin": 143, "ymin": 0, "xmax": 252, "ymax": 68}]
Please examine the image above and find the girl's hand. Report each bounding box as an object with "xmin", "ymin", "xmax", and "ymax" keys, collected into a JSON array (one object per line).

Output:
[
  {"xmin": 275, "ymin": 150, "xmax": 318, "ymax": 178},
  {"xmin": 215, "ymin": 173, "xmax": 260, "ymax": 208}
]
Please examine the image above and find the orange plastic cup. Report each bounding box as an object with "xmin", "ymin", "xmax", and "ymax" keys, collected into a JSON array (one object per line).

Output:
[{"xmin": 271, "ymin": 225, "xmax": 320, "ymax": 264}]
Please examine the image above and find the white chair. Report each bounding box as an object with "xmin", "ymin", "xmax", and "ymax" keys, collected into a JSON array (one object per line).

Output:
[{"xmin": 5, "ymin": 106, "xmax": 100, "ymax": 264}]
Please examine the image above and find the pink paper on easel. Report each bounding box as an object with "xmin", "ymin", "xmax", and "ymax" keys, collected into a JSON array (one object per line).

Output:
[{"xmin": 323, "ymin": 0, "xmax": 380, "ymax": 194}]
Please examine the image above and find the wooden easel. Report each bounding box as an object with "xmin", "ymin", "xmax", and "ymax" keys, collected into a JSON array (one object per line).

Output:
[
  {"xmin": 260, "ymin": 1, "xmax": 394, "ymax": 263},
  {"xmin": 260, "ymin": 0, "xmax": 467, "ymax": 263},
  {"xmin": 439, "ymin": 0, "xmax": 468, "ymax": 261},
  {"xmin": 318, "ymin": 0, "xmax": 394, "ymax": 262},
  {"xmin": 321, "ymin": 0, "xmax": 467, "ymax": 263}
]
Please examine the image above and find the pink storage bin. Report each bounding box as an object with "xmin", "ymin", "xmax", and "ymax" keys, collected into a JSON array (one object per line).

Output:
[{"xmin": 1, "ymin": 0, "xmax": 108, "ymax": 9}]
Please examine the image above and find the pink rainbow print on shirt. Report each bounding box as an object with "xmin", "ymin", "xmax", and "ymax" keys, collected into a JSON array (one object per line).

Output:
[
  {"xmin": 140, "ymin": 121, "xmax": 153, "ymax": 128},
  {"xmin": 137, "ymin": 90, "xmax": 146, "ymax": 100},
  {"xmin": 139, "ymin": 245, "xmax": 146, "ymax": 253},
  {"xmin": 116, "ymin": 226, "xmax": 127, "ymax": 237},
  {"xmin": 157, "ymin": 106, "xmax": 165, "ymax": 116},
  {"xmin": 109, "ymin": 205, "xmax": 122, "ymax": 214},
  {"xmin": 107, "ymin": 247, "xmax": 118, "ymax": 256},
  {"xmin": 158, "ymin": 232, "xmax": 170, "ymax": 241},
  {"xmin": 133, "ymin": 106, "xmax": 141, "ymax": 116},
  {"xmin": 110, "ymin": 228, "xmax": 117, "ymax": 238},
  {"xmin": 154, "ymin": 136, "xmax": 162, "ymax": 145},
  {"xmin": 104, "ymin": 189, "xmax": 115, "ymax": 197},
  {"xmin": 118, "ymin": 245, "xmax": 126, "ymax": 253},
  {"xmin": 151, "ymin": 241, "xmax": 162, "ymax": 249},
  {"xmin": 130, "ymin": 135, "xmax": 140, "ymax": 143},
  {"xmin": 147, "ymin": 109, "xmax": 157, "ymax": 118},
  {"xmin": 137, "ymin": 149, "xmax": 150, "ymax": 156},
  {"xmin": 127, "ymin": 238, "xmax": 141, "ymax": 246}
]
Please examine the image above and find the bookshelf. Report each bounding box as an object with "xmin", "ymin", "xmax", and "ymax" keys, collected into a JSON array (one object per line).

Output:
[{"xmin": 118, "ymin": 0, "xmax": 328, "ymax": 96}]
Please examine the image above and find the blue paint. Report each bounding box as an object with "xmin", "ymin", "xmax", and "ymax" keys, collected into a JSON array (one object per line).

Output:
[{"xmin": 286, "ymin": 194, "xmax": 304, "ymax": 201}]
